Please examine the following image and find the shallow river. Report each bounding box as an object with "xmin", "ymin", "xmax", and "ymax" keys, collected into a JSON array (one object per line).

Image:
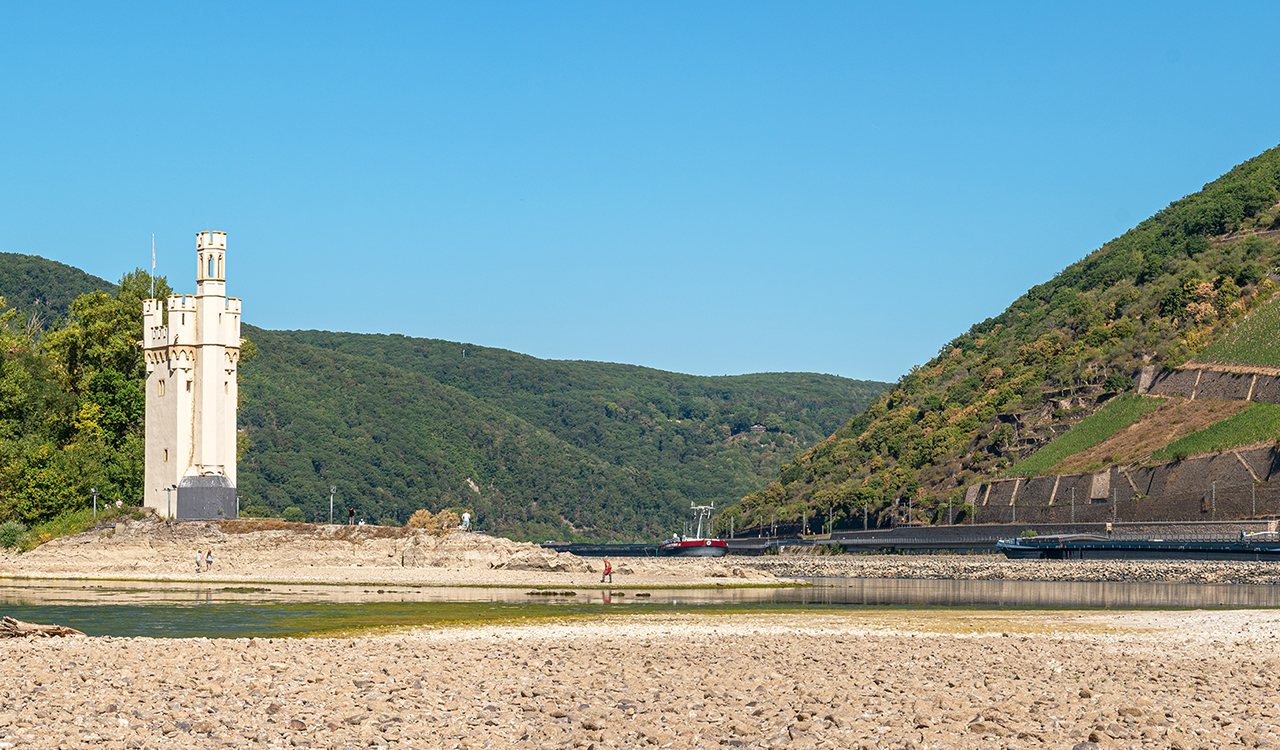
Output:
[{"xmin": 2, "ymin": 577, "xmax": 1278, "ymax": 638}]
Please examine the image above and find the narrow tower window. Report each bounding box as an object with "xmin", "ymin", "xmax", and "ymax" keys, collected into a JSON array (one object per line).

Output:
[
  {"xmin": 209, "ymin": 255, "xmax": 216, "ymax": 278},
  {"xmin": 158, "ymin": 380, "xmax": 165, "ymax": 397},
  {"xmin": 186, "ymin": 380, "xmax": 192, "ymax": 393},
  {"xmin": 163, "ymin": 449, "xmax": 168, "ymax": 462},
  {"xmin": 218, "ymin": 255, "xmax": 224, "ymax": 278}
]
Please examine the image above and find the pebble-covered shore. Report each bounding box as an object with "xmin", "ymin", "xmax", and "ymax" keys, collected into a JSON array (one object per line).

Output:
[
  {"xmin": 736, "ymin": 554, "xmax": 1280, "ymax": 585},
  {"xmin": 2, "ymin": 610, "xmax": 1278, "ymax": 750}
]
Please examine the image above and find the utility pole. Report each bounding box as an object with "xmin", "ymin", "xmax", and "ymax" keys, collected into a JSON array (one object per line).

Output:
[
  {"xmin": 91, "ymin": 487, "xmax": 98, "ymax": 520},
  {"xmin": 1071, "ymin": 487, "xmax": 1075, "ymax": 525},
  {"xmin": 1212, "ymin": 481, "xmax": 1216, "ymax": 522},
  {"xmin": 1113, "ymin": 487, "xmax": 1117, "ymax": 522},
  {"xmin": 1252, "ymin": 483, "xmax": 1257, "ymax": 519},
  {"xmin": 329, "ymin": 486, "xmax": 337, "ymax": 525}
]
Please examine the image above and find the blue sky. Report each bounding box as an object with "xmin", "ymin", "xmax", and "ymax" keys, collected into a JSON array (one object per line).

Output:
[{"xmin": 2, "ymin": 2, "xmax": 1279, "ymax": 383}]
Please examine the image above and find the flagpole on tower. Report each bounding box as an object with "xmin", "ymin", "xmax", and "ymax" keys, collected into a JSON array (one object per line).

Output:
[{"xmin": 151, "ymin": 234, "xmax": 156, "ymax": 299}]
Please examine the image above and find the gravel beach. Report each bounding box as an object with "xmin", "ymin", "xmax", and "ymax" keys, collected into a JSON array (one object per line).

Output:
[
  {"xmin": 5, "ymin": 521, "xmax": 1280, "ymax": 749},
  {"xmin": 735, "ymin": 555, "xmax": 1280, "ymax": 586},
  {"xmin": 3, "ymin": 609, "xmax": 1279, "ymax": 749}
]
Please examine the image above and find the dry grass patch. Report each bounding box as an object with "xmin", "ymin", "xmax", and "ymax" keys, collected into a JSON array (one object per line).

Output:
[
  {"xmin": 1050, "ymin": 397, "xmax": 1251, "ymax": 473},
  {"xmin": 217, "ymin": 519, "xmax": 410, "ymax": 539}
]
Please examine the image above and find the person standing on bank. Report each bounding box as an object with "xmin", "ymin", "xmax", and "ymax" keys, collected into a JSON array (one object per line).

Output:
[
  {"xmin": 348, "ymin": 507, "xmax": 355, "ymax": 527},
  {"xmin": 601, "ymin": 558, "xmax": 613, "ymax": 584},
  {"xmin": 196, "ymin": 550, "xmax": 203, "ymax": 573},
  {"xmin": 206, "ymin": 550, "xmax": 213, "ymax": 572}
]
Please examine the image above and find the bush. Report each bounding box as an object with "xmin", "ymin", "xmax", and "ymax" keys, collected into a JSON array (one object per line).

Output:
[
  {"xmin": 0, "ymin": 521, "xmax": 28, "ymax": 549},
  {"xmin": 405, "ymin": 508, "xmax": 434, "ymax": 529},
  {"xmin": 282, "ymin": 507, "xmax": 305, "ymax": 522},
  {"xmin": 1103, "ymin": 373, "xmax": 1131, "ymax": 392},
  {"xmin": 240, "ymin": 505, "xmax": 274, "ymax": 519}
]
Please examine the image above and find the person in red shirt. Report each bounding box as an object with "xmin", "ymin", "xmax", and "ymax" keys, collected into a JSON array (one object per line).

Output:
[{"xmin": 601, "ymin": 558, "xmax": 613, "ymax": 584}]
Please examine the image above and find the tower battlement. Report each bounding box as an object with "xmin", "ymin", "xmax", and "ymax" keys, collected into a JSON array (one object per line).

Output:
[
  {"xmin": 196, "ymin": 230, "xmax": 226, "ymax": 250},
  {"xmin": 167, "ymin": 294, "xmax": 198, "ymax": 311}
]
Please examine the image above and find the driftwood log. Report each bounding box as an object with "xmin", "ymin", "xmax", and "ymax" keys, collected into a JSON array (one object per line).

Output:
[{"xmin": 0, "ymin": 616, "xmax": 85, "ymax": 638}]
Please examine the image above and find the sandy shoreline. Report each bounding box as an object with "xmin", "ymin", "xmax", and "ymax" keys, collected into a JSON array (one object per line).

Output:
[
  {"xmin": 0, "ymin": 519, "xmax": 778, "ymax": 589},
  {"xmin": 6, "ymin": 518, "xmax": 1280, "ymax": 589}
]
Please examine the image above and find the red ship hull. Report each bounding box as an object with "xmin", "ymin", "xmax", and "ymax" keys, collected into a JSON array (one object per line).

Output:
[{"xmin": 656, "ymin": 539, "xmax": 728, "ymax": 557}]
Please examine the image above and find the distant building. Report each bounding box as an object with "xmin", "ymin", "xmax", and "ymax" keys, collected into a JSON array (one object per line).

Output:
[
  {"xmin": 142, "ymin": 231, "xmax": 242, "ymax": 519},
  {"xmin": 750, "ymin": 423, "xmax": 766, "ymax": 433}
]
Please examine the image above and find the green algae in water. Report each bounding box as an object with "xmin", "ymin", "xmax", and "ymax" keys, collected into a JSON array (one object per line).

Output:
[{"xmin": 0, "ymin": 600, "xmax": 817, "ymax": 639}]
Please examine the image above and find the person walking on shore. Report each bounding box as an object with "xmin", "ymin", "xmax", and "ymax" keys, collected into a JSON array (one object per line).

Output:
[
  {"xmin": 205, "ymin": 550, "xmax": 213, "ymax": 572},
  {"xmin": 196, "ymin": 550, "xmax": 203, "ymax": 573},
  {"xmin": 601, "ymin": 558, "xmax": 613, "ymax": 584}
]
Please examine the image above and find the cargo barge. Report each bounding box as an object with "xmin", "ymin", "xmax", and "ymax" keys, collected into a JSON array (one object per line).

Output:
[
  {"xmin": 997, "ymin": 532, "xmax": 1280, "ymax": 560},
  {"xmin": 656, "ymin": 503, "xmax": 728, "ymax": 558}
]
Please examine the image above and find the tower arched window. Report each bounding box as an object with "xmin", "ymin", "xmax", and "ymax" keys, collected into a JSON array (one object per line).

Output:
[
  {"xmin": 209, "ymin": 255, "xmax": 216, "ymax": 278},
  {"xmin": 218, "ymin": 255, "xmax": 223, "ymax": 278}
]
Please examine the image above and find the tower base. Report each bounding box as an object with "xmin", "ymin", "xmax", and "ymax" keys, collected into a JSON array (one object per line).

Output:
[{"xmin": 177, "ymin": 475, "xmax": 237, "ymax": 520}]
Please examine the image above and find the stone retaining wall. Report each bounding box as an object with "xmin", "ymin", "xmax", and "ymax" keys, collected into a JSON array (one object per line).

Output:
[
  {"xmin": 965, "ymin": 447, "xmax": 1280, "ymax": 524},
  {"xmin": 1146, "ymin": 368, "xmax": 1280, "ymax": 403},
  {"xmin": 971, "ymin": 479, "xmax": 1280, "ymax": 524}
]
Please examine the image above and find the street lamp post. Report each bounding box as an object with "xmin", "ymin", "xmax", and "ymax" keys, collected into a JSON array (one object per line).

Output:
[
  {"xmin": 91, "ymin": 488, "xmax": 98, "ymax": 519},
  {"xmin": 329, "ymin": 486, "xmax": 337, "ymax": 525}
]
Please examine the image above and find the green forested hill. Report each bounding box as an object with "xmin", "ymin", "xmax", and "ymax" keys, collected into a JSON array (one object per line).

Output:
[
  {"xmin": 1, "ymin": 251, "xmax": 889, "ymax": 542},
  {"xmin": 0, "ymin": 253, "xmax": 115, "ymax": 321},
  {"xmin": 237, "ymin": 328, "xmax": 664, "ymax": 541},
  {"xmin": 240, "ymin": 327, "xmax": 888, "ymax": 539},
  {"xmin": 728, "ymin": 144, "xmax": 1280, "ymax": 533}
]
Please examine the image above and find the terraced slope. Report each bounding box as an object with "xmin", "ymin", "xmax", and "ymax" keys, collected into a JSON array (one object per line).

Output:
[
  {"xmin": 1008, "ymin": 394, "xmax": 1166, "ymax": 476},
  {"xmin": 1153, "ymin": 401, "xmax": 1280, "ymax": 461},
  {"xmin": 1195, "ymin": 291, "xmax": 1280, "ymax": 369}
]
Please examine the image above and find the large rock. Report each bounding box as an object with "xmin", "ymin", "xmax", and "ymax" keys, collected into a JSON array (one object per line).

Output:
[{"xmin": 399, "ymin": 533, "xmax": 590, "ymax": 572}]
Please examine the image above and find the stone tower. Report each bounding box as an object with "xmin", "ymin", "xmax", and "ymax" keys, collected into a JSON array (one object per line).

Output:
[{"xmin": 142, "ymin": 231, "xmax": 242, "ymax": 519}]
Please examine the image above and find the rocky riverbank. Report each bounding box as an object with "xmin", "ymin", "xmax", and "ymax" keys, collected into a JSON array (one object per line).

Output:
[
  {"xmin": 2, "ymin": 609, "xmax": 1278, "ymax": 749},
  {"xmin": 0, "ymin": 518, "xmax": 775, "ymax": 587},
  {"xmin": 735, "ymin": 554, "xmax": 1280, "ymax": 585}
]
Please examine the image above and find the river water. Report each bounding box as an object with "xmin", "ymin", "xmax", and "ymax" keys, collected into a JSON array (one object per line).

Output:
[{"xmin": 2, "ymin": 577, "xmax": 1278, "ymax": 639}]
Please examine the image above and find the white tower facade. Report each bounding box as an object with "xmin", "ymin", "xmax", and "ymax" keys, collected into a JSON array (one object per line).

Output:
[{"xmin": 143, "ymin": 231, "xmax": 242, "ymax": 519}]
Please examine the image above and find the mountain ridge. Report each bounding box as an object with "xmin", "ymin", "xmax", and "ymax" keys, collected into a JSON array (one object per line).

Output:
[
  {"xmin": 725, "ymin": 144, "xmax": 1280, "ymax": 532},
  {"xmin": 0, "ymin": 255, "xmax": 890, "ymax": 540}
]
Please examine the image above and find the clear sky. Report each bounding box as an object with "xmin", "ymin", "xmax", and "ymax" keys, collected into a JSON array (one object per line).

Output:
[{"xmin": 2, "ymin": 2, "xmax": 1279, "ymax": 383}]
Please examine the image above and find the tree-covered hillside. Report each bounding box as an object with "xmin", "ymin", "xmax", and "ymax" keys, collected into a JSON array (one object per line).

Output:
[
  {"xmin": 237, "ymin": 327, "xmax": 663, "ymax": 540},
  {"xmin": 727, "ymin": 144, "xmax": 1280, "ymax": 533},
  {"xmin": 0, "ymin": 252, "xmax": 116, "ymax": 321},
  {"xmin": 0, "ymin": 270, "xmax": 170, "ymax": 529},
  {"xmin": 240, "ymin": 328, "xmax": 888, "ymax": 539},
  {"xmin": 1, "ymin": 252, "xmax": 889, "ymax": 542}
]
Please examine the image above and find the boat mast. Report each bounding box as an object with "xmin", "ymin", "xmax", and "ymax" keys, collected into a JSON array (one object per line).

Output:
[{"xmin": 690, "ymin": 502, "xmax": 715, "ymax": 539}]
